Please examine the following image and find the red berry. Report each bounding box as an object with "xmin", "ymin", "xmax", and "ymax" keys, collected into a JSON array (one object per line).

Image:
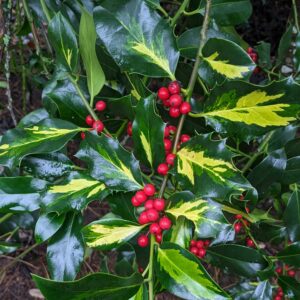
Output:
[
  {"xmin": 127, "ymin": 122, "xmax": 132, "ymax": 136},
  {"xmin": 153, "ymin": 198, "xmax": 165, "ymax": 211},
  {"xmin": 169, "ymin": 107, "xmax": 181, "ymax": 118},
  {"xmin": 81, "ymin": 132, "xmax": 86, "ymax": 140},
  {"xmin": 157, "ymin": 163, "xmax": 169, "ymax": 176},
  {"xmin": 138, "ymin": 235, "xmax": 149, "ymax": 247},
  {"xmin": 138, "ymin": 266, "xmax": 144, "ymax": 273},
  {"xmin": 235, "ymin": 214, "xmax": 243, "ymax": 220},
  {"xmin": 246, "ymin": 238, "xmax": 255, "ymax": 247},
  {"xmin": 180, "ymin": 102, "xmax": 191, "ymax": 114},
  {"xmin": 92, "ymin": 120, "xmax": 104, "ymax": 133},
  {"xmin": 180, "ymin": 134, "xmax": 190, "ymax": 143},
  {"xmin": 164, "ymin": 127, "xmax": 170, "ymax": 137},
  {"xmin": 190, "ymin": 246, "xmax": 198, "ymax": 255},
  {"xmin": 135, "ymin": 191, "xmax": 147, "ymax": 203},
  {"xmin": 234, "ymin": 223, "xmax": 242, "ymax": 233},
  {"xmin": 95, "ymin": 100, "xmax": 106, "ymax": 111},
  {"xmin": 166, "ymin": 153, "xmax": 176, "ymax": 165},
  {"xmin": 162, "ymin": 98, "xmax": 171, "ymax": 107},
  {"xmin": 288, "ymin": 270, "xmax": 296, "ymax": 277},
  {"xmin": 155, "ymin": 233, "xmax": 162, "ymax": 243},
  {"xmin": 158, "ymin": 87, "xmax": 170, "ymax": 101},
  {"xmin": 149, "ymin": 223, "xmax": 162, "ymax": 234},
  {"xmin": 239, "ymin": 195, "xmax": 245, "ymax": 200},
  {"xmin": 245, "ymin": 207, "xmax": 250, "ymax": 213},
  {"xmin": 159, "ymin": 216, "xmax": 172, "ymax": 230},
  {"xmin": 198, "ymin": 248, "xmax": 206, "ymax": 258},
  {"xmin": 144, "ymin": 184, "xmax": 156, "ymax": 196},
  {"xmin": 204, "ymin": 240, "xmax": 211, "ymax": 247},
  {"xmin": 190, "ymin": 240, "xmax": 197, "ymax": 247},
  {"xmin": 131, "ymin": 196, "xmax": 141, "ymax": 207},
  {"xmin": 168, "ymin": 81, "xmax": 181, "ymax": 94},
  {"xmin": 85, "ymin": 115, "xmax": 94, "ymax": 126},
  {"xmin": 274, "ymin": 296, "xmax": 282, "ymax": 300},
  {"xmin": 167, "ymin": 125, "xmax": 177, "ymax": 134},
  {"xmin": 277, "ymin": 290, "xmax": 284, "ymax": 297},
  {"xmin": 146, "ymin": 209, "xmax": 159, "ymax": 222},
  {"xmin": 144, "ymin": 199, "xmax": 154, "ymax": 210},
  {"xmin": 247, "ymin": 47, "xmax": 253, "ymax": 54},
  {"xmin": 138, "ymin": 212, "xmax": 149, "ymax": 225},
  {"xmin": 196, "ymin": 241, "xmax": 204, "ymax": 249},
  {"xmin": 250, "ymin": 52, "xmax": 258, "ymax": 62},
  {"xmin": 169, "ymin": 94, "xmax": 183, "ymax": 107},
  {"xmin": 164, "ymin": 138, "xmax": 172, "ymax": 151}
]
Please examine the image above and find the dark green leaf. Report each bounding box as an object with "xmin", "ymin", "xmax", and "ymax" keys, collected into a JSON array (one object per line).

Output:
[
  {"xmin": 250, "ymin": 280, "xmax": 272, "ymax": 300},
  {"xmin": 277, "ymin": 23, "xmax": 293, "ymax": 65},
  {"xmin": 277, "ymin": 242, "xmax": 300, "ymax": 267},
  {"xmin": 282, "ymin": 157, "xmax": 300, "ymax": 185},
  {"xmin": 0, "ymin": 242, "xmax": 20, "ymax": 255},
  {"xmin": 18, "ymin": 109, "xmax": 50, "ymax": 128},
  {"xmin": 278, "ymin": 276, "xmax": 300, "ymax": 298},
  {"xmin": 255, "ymin": 42, "xmax": 272, "ymax": 69},
  {"xmin": 106, "ymin": 95, "xmax": 135, "ymax": 120},
  {"xmin": 285, "ymin": 138, "xmax": 300, "ymax": 158}
]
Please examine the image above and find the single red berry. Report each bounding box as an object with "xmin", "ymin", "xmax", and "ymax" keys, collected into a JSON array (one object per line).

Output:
[
  {"xmin": 198, "ymin": 248, "xmax": 206, "ymax": 258},
  {"xmin": 144, "ymin": 184, "xmax": 156, "ymax": 197},
  {"xmin": 190, "ymin": 240, "xmax": 197, "ymax": 247},
  {"xmin": 204, "ymin": 240, "xmax": 211, "ymax": 247},
  {"xmin": 131, "ymin": 196, "xmax": 141, "ymax": 207},
  {"xmin": 196, "ymin": 241, "xmax": 204, "ymax": 249},
  {"xmin": 95, "ymin": 100, "xmax": 106, "ymax": 111},
  {"xmin": 146, "ymin": 209, "xmax": 159, "ymax": 222},
  {"xmin": 167, "ymin": 125, "xmax": 177, "ymax": 134},
  {"xmin": 180, "ymin": 102, "xmax": 191, "ymax": 114},
  {"xmin": 239, "ymin": 195, "xmax": 245, "ymax": 200},
  {"xmin": 127, "ymin": 122, "xmax": 132, "ymax": 136},
  {"xmin": 245, "ymin": 207, "xmax": 250, "ymax": 213},
  {"xmin": 159, "ymin": 216, "xmax": 172, "ymax": 230},
  {"xmin": 277, "ymin": 287, "xmax": 283, "ymax": 293},
  {"xmin": 253, "ymin": 67, "xmax": 260, "ymax": 74},
  {"xmin": 169, "ymin": 94, "xmax": 183, "ymax": 107},
  {"xmin": 274, "ymin": 296, "xmax": 282, "ymax": 300},
  {"xmin": 138, "ymin": 266, "xmax": 144, "ymax": 273},
  {"xmin": 80, "ymin": 132, "xmax": 86, "ymax": 140},
  {"xmin": 190, "ymin": 246, "xmax": 198, "ymax": 256},
  {"xmin": 149, "ymin": 223, "xmax": 162, "ymax": 234},
  {"xmin": 180, "ymin": 134, "xmax": 191, "ymax": 143},
  {"xmin": 157, "ymin": 87, "xmax": 170, "ymax": 101},
  {"xmin": 85, "ymin": 115, "xmax": 94, "ymax": 126},
  {"xmin": 169, "ymin": 107, "xmax": 181, "ymax": 118},
  {"xmin": 155, "ymin": 233, "xmax": 162, "ymax": 243},
  {"xmin": 278, "ymin": 290, "xmax": 284, "ymax": 297},
  {"xmin": 247, "ymin": 47, "xmax": 253, "ymax": 54},
  {"xmin": 246, "ymin": 238, "xmax": 255, "ymax": 247},
  {"xmin": 92, "ymin": 120, "xmax": 104, "ymax": 133},
  {"xmin": 166, "ymin": 153, "xmax": 176, "ymax": 165},
  {"xmin": 144, "ymin": 199, "xmax": 154, "ymax": 210},
  {"xmin": 235, "ymin": 214, "xmax": 243, "ymax": 220},
  {"xmin": 288, "ymin": 270, "xmax": 296, "ymax": 277},
  {"xmin": 137, "ymin": 235, "xmax": 149, "ymax": 247},
  {"xmin": 138, "ymin": 212, "xmax": 149, "ymax": 225},
  {"xmin": 234, "ymin": 222, "xmax": 242, "ymax": 233},
  {"xmin": 157, "ymin": 163, "xmax": 169, "ymax": 176},
  {"xmin": 168, "ymin": 81, "xmax": 181, "ymax": 94},
  {"xmin": 164, "ymin": 127, "xmax": 170, "ymax": 137},
  {"xmin": 164, "ymin": 138, "xmax": 172, "ymax": 151},
  {"xmin": 153, "ymin": 198, "xmax": 165, "ymax": 211},
  {"xmin": 162, "ymin": 98, "xmax": 171, "ymax": 107},
  {"xmin": 135, "ymin": 191, "xmax": 147, "ymax": 203},
  {"xmin": 250, "ymin": 52, "xmax": 258, "ymax": 62}
]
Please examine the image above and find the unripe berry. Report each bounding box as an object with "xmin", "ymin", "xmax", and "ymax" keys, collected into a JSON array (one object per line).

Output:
[
  {"xmin": 166, "ymin": 153, "xmax": 176, "ymax": 165},
  {"xmin": 153, "ymin": 198, "xmax": 165, "ymax": 211},
  {"xmin": 180, "ymin": 102, "xmax": 191, "ymax": 114},
  {"xmin": 138, "ymin": 211, "xmax": 149, "ymax": 225},
  {"xmin": 198, "ymin": 248, "xmax": 206, "ymax": 258},
  {"xmin": 169, "ymin": 107, "xmax": 181, "ymax": 118},
  {"xmin": 127, "ymin": 122, "xmax": 132, "ymax": 136},
  {"xmin": 144, "ymin": 199, "xmax": 154, "ymax": 210},
  {"xmin": 137, "ymin": 235, "xmax": 149, "ymax": 247},
  {"xmin": 196, "ymin": 240, "xmax": 204, "ymax": 249},
  {"xmin": 159, "ymin": 216, "xmax": 172, "ymax": 230},
  {"xmin": 135, "ymin": 191, "xmax": 147, "ymax": 203},
  {"xmin": 180, "ymin": 134, "xmax": 190, "ymax": 143},
  {"xmin": 158, "ymin": 87, "xmax": 170, "ymax": 101},
  {"xmin": 144, "ymin": 184, "xmax": 156, "ymax": 196},
  {"xmin": 146, "ymin": 209, "xmax": 159, "ymax": 222},
  {"xmin": 92, "ymin": 120, "xmax": 104, "ymax": 133},
  {"xmin": 157, "ymin": 163, "xmax": 168, "ymax": 176},
  {"xmin": 169, "ymin": 94, "xmax": 183, "ymax": 107},
  {"xmin": 164, "ymin": 138, "xmax": 172, "ymax": 151},
  {"xmin": 81, "ymin": 132, "xmax": 86, "ymax": 140},
  {"xmin": 190, "ymin": 240, "xmax": 197, "ymax": 247},
  {"xmin": 149, "ymin": 223, "xmax": 162, "ymax": 234},
  {"xmin": 190, "ymin": 246, "xmax": 198, "ymax": 255},
  {"xmin": 168, "ymin": 81, "xmax": 181, "ymax": 94},
  {"xmin": 155, "ymin": 233, "xmax": 162, "ymax": 243},
  {"xmin": 131, "ymin": 196, "xmax": 141, "ymax": 207},
  {"xmin": 95, "ymin": 100, "xmax": 106, "ymax": 111},
  {"xmin": 288, "ymin": 270, "xmax": 296, "ymax": 277},
  {"xmin": 85, "ymin": 115, "xmax": 94, "ymax": 126},
  {"xmin": 234, "ymin": 223, "xmax": 242, "ymax": 233}
]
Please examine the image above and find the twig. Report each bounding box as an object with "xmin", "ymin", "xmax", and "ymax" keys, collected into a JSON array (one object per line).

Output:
[{"xmin": 170, "ymin": 0, "xmax": 190, "ymax": 27}]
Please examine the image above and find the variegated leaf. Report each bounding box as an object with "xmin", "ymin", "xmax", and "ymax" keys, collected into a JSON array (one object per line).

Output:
[
  {"xmin": 0, "ymin": 119, "xmax": 83, "ymax": 169},
  {"xmin": 82, "ymin": 216, "xmax": 144, "ymax": 250},
  {"xmin": 199, "ymin": 80, "xmax": 300, "ymax": 141},
  {"xmin": 94, "ymin": 0, "xmax": 179, "ymax": 79},
  {"xmin": 155, "ymin": 243, "xmax": 229, "ymax": 300},
  {"xmin": 132, "ymin": 95, "xmax": 165, "ymax": 168},
  {"xmin": 174, "ymin": 134, "xmax": 256, "ymax": 201},
  {"xmin": 76, "ymin": 133, "xmax": 143, "ymax": 192}
]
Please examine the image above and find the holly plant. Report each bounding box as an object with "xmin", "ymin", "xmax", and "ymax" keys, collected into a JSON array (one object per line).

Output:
[{"xmin": 1, "ymin": 0, "xmax": 300, "ymax": 299}]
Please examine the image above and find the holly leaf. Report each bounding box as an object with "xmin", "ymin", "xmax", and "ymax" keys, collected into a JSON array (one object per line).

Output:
[
  {"xmin": 0, "ymin": 242, "xmax": 20, "ymax": 255},
  {"xmin": 277, "ymin": 242, "xmax": 300, "ymax": 267},
  {"xmin": 47, "ymin": 212, "xmax": 84, "ymax": 281},
  {"xmin": 174, "ymin": 134, "xmax": 256, "ymax": 200},
  {"xmin": 18, "ymin": 108, "xmax": 50, "ymax": 128},
  {"xmin": 282, "ymin": 156, "xmax": 300, "ymax": 184},
  {"xmin": 155, "ymin": 242, "xmax": 229, "ymax": 299},
  {"xmin": 76, "ymin": 133, "xmax": 143, "ymax": 192},
  {"xmin": 0, "ymin": 177, "xmax": 47, "ymax": 213},
  {"xmin": 132, "ymin": 95, "xmax": 165, "ymax": 168},
  {"xmin": 250, "ymin": 280, "xmax": 272, "ymax": 300},
  {"xmin": 278, "ymin": 276, "xmax": 300, "ymax": 298},
  {"xmin": 199, "ymin": 80, "xmax": 300, "ymax": 141},
  {"xmin": 82, "ymin": 216, "xmax": 144, "ymax": 250},
  {"xmin": 33, "ymin": 272, "xmax": 143, "ymax": 300},
  {"xmin": 0, "ymin": 119, "xmax": 82, "ymax": 169},
  {"xmin": 93, "ymin": 0, "xmax": 179, "ymax": 79}
]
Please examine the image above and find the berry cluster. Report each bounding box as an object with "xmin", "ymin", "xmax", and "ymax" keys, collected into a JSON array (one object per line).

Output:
[
  {"xmin": 273, "ymin": 287, "xmax": 284, "ymax": 300},
  {"xmin": 233, "ymin": 213, "xmax": 255, "ymax": 247},
  {"xmin": 83, "ymin": 100, "xmax": 107, "ymax": 138},
  {"xmin": 132, "ymin": 184, "xmax": 172, "ymax": 247},
  {"xmin": 189, "ymin": 239, "xmax": 210, "ymax": 259},
  {"xmin": 275, "ymin": 265, "xmax": 297, "ymax": 277},
  {"xmin": 157, "ymin": 81, "xmax": 191, "ymax": 118}
]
